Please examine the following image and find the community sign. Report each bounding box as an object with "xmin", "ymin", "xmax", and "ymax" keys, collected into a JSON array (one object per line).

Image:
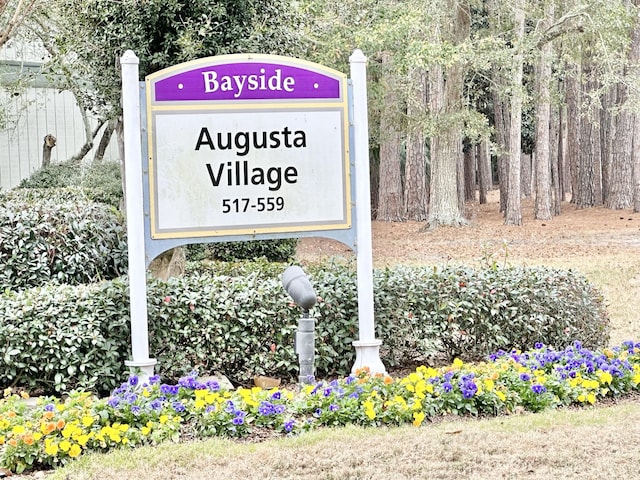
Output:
[{"xmin": 145, "ymin": 54, "xmax": 351, "ymax": 239}]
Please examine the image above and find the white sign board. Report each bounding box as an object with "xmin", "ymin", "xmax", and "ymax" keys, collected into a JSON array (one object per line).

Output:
[{"xmin": 145, "ymin": 54, "xmax": 351, "ymax": 238}]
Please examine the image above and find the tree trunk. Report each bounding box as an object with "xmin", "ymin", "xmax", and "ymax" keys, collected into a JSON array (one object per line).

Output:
[
  {"xmin": 521, "ymin": 153, "xmax": 532, "ymax": 198},
  {"xmin": 551, "ymin": 104, "xmax": 562, "ymax": 215},
  {"xmin": 606, "ymin": 2, "xmax": 640, "ymax": 209},
  {"xmin": 632, "ymin": 4, "xmax": 640, "ymax": 212},
  {"xmin": 492, "ymin": 79, "xmax": 509, "ymax": 213},
  {"xmin": 575, "ymin": 56, "xmax": 603, "ymax": 208},
  {"xmin": 376, "ymin": 52, "xmax": 404, "ymax": 221},
  {"xmin": 600, "ymin": 87, "xmax": 615, "ymax": 202},
  {"xmin": 505, "ymin": 0, "xmax": 525, "ymax": 226},
  {"xmin": 427, "ymin": 0, "xmax": 469, "ymax": 228},
  {"xmin": 534, "ymin": 2, "xmax": 554, "ymax": 221},
  {"xmin": 428, "ymin": 61, "xmax": 464, "ymax": 227},
  {"xmin": 148, "ymin": 247, "xmax": 186, "ymax": 281},
  {"xmin": 42, "ymin": 134, "xmax": 56, "ymax": 167},
  {"xmin": 489, "ymin": 0, "xmax": 509, "ymax": 214},
  {"xmin": 477, "ymin": 140, "xmax": 490, "ymax": 204},
  {"xmin": 94, "ymin": 118, "xmax": 117, "ymax": 163},
  {"xmin": 565, "ymin": 62, "xmax": 580, "ymax": 203},
  {"xmin": 404, "ymin": 69, "xmax": 428, "ymax": 221},
  {"xmin": 634, "ymin": 118, "xmax": 640, "ymax": 212},
  {"xmin": 463, "ymin": 146, "xmax": 475, "ymax": 202}
]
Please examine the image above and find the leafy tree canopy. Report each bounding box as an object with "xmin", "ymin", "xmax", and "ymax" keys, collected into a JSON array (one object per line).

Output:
[{"xmin": 51, "ymin": 0, "xmax": 306, "ymax": 118}]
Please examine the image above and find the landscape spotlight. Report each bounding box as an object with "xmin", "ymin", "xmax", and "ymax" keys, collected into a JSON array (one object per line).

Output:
[
  {"xmin": 281, "ymin": 265, "xmax": 317, "ymax": 312},
  {"xmin": 281, "ymin": 266, "xmax": 317, "ymax": 384}
]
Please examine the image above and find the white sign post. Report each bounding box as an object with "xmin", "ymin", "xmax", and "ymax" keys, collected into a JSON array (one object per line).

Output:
[
  {"xmin": 120, "ymin": 51, "xmax": 157, "ymax": 381},
  {"xmin": 349, "ymin": 50, "xmax": 385, "ymax": 374}
]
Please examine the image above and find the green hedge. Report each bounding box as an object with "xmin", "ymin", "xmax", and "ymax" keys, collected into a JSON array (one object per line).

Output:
[
  {"xmin": 0, "ymin": 262, "xmax": 610, "ymax": 396},
  {"xmin": 18, "ymin": 161, "xmax": 123, "ymax": 208},
  {"xmin": 0, "ymin": 188, "xmax": 127, "ymax": 291},
  {"xmin": 186, "ymin": 238, "xmax": 298, "ymax": 263}
]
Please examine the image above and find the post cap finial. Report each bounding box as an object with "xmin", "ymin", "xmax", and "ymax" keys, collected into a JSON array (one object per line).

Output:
[{"xmin": 120, "ymin": 50, "xmax": 139, "ymax": 65}]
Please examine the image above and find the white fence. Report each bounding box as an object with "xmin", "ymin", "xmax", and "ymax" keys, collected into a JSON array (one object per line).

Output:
[{"xmin": 0, "ymin": 39, "xmax": 117, "ymax": 191}]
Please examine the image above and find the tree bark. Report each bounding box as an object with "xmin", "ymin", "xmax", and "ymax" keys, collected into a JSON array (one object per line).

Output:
[
  {"xmin": 551, "ymin": 104, "xmax": 562, "ymax": 215},
  {"xmin": 427, "ymin": 0, "xmax": 469, "ymax": 228},
  {"xmin": 521, "ymin": 153, "xmax": 532, "ymax": 199},
  {"xmin": 464, "ymin": 146, "xmax": 476, "ymax": 202},
  {"xmin": 565, "ymin": 62, "xmax": 580, "ymax": 203},
  {"xmin": 376, "ymin": 52, "xmax": 404, "ymax": 221},
  {"xmin": 94, "ymin": 118, "xmax": 116, "ymax": 163},
  {"xmin": 148, "ymin": 247, "xmax": 186, "ymax": 281},
  {"xmin": 534, "ymin": 2, "xmax": 554, "ymax": 221},
  {"xmin": 607, "ymin": 1, "xmax": 640, "ymax": 209},
  {"xmin": 404, "ymin": 69, "xmax": 428, "ymax": 221},
  {"xmin": 575, "ymin": 52, "xmax": 603, "ymax": 208},
  {"xmin": 505, "ymin": 0, "xmax": 525, "ymax": 226},
  {"xmin": 477, "ymin": 140, "xmax": 490, "ymax": 204},
  {"xmin": 42, "ymin": 134, "xmax": 56, "ymax": 167}
]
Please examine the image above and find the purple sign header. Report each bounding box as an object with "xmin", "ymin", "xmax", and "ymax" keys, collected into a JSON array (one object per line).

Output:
[{"xmin": 149, "ymin": 56, "xmax": 344, "ymax": 103}]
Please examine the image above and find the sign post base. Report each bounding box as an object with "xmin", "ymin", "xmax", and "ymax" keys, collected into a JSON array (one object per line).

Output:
[
  {"xmin": 125, "ymin": 358, "xmax": 157, "ymax": 384},
  {"xmin": 351, "ymin": 340, "xmax": 386, "ymax": 375}
]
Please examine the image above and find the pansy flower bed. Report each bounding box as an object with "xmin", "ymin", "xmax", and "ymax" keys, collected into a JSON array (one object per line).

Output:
[{"xmin": 1, "ymin": 341, "xmax": 640, "ymax": 474}]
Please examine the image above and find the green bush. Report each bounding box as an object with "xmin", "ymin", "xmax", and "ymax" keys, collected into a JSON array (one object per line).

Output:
[
  {"xmin": 0, "ymin": 188, "xmax": 127, "ymax": 291},
  {"xmin": 77, "ymin": 161, "xmax": 123, "ymax": 208},
  {"xmin": 18, "ymin": 160, "xmax": 123, "ymax": 208},
  {"xmin": 0, "ymin": 280, "xmax": 130, "ymax": 395},
  {"xmin": 0, "ymin": 262, "xmax": 609, "ymax": 396},
  {"xmin": 18, "ymin": 162, "xmax": 81, "ymax": 189},
  {"xmin": 188, "ymin": 238, "xmax": 298, "ymax": 263}
]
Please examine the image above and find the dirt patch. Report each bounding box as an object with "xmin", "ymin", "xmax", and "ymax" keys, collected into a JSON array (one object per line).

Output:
[{"xmin": 296, "ymin": 192, "xmax": 640, "ymax": 266}]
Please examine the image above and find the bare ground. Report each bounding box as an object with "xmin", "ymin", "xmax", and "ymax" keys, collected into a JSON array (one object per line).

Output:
[{"xmin": 296, "ymin": 192, "xmax": 640, "ymax": 265}]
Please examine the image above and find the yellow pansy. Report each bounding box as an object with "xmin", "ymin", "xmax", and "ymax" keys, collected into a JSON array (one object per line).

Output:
[
  {"xmin": 11, "ymin": 425, "xmax": 25, "ymax": 435},
  {"xmin": 82, "ymin": 416, "xmax": 94, "ymax": 428},
  {"xmin": 362, "ymin": 399, "xmax": 376, "ymax": 419},
  {"xmin": 412, "ymin": 411, "xmax": 426, "ymax": 427},
  {"xmin": 44, "ymin": 442, "xmax": 59, "ymax": 456},
  {"xmin": 68, "ymin": 444, "xmax": 82, "ymax": 458},
  {"xmin": 583, "ymin": 379, "xmax": 599, "ymax": 390},
  {"xmin": 59, "ymin": 440, "xmax": 71, "ymax": 452},
  {"xmin": 596, "ymin": 370, "xmax": 613, "ymax": 385}
]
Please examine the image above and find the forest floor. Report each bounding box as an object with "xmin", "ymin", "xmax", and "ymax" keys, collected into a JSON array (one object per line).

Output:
[{"xmin": 296, "ymin": 190, "xmax": 640, "ymax": 265}]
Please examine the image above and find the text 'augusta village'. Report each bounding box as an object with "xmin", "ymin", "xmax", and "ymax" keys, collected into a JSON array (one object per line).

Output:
[{"xmin": 194, "ymin": 126, "xmax": 307, "ymax": 192}]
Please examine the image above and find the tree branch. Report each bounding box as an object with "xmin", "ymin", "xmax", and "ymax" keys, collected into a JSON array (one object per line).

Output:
[{"xmin": 0, "ymin": 0, "xmax": 38, "ymax": 48}]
